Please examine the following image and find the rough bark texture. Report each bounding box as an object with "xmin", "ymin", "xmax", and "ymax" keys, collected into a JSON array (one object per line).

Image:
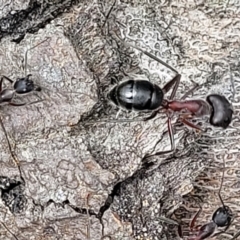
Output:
[{"xmin": 0, "ymin": 0, "xmax": 239, "ymax": 239}]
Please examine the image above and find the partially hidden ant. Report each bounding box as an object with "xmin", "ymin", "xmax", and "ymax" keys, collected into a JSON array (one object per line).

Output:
[
  {"xmin": 0, "ymin": 38, "xmax": 49, "ymax": 106},
  {"xmin": 108, "ymin": 42, "xmax": 233, "ymax": 157},
  {"xmin": 0, "ymin": 74, "xmax": 41, "ymax": 106},
  {"xmin": 178, "ymin": 157, "xmax": 233, "ymax": 240}
]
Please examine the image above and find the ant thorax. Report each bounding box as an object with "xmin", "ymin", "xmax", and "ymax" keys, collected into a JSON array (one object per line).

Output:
[{"xmin": 167, "ymin": 99, "xmax": 211, "ymax": 117}]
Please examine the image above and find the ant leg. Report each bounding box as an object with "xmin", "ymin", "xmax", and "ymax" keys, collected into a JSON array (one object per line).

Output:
[
  {"xmin": 1, "ymin": 75, "xmax": 14, "ymax": 84},
  {"xmin": 8, "ymin": 102, "xmax": 26, "ymax": 107},
  {"xmin": 143, "ymin": 110, "xmax": 158, "ymax": 121},
  {"xmin": 142, "ymin": 113, "xmax": 175, "ymax": 161},
  {"xmin": 162, "ymin": 74, "xmax": 181, "ymax": 100},
  {"xmin": 167, "ymin": 114, "xmax": 175, "ymax": 152},
  {"xmin": 190, "ymin": 208, "xmax": 202, "ymax": 230},
  {"xmin": 178, "ymin": 225, "xmax": 183, "ymax": 238},
  {"xmin": 181, "ymin": 118, "xmax": 203, "ymax": 132},
  {"xmin": 0, "ymin": 117, "xmax": 19, "ymax": 165},
  {"xmin": 8, "ymin": 99, "xmax": 44, "ymax": 107},
  {"xmin": 0, "ymin": 77, "xmax": 4, "ymax": 92},
  {"xmin": 27, "ymin": 99, "xmax": 45, "ymax": 105},
  {"xmin": 218, "ymin": 156, "xmax": 226, "ymax": 207}
]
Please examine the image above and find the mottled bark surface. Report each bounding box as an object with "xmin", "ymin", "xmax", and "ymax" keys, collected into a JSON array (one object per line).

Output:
[{"xmin": 0, "ymin": 0, "xmax": 239, "ymax": 239}]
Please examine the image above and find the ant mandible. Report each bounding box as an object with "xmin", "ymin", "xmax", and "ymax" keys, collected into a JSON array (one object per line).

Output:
[
  {"xmin": 0, "ymin": 39, "xmax": 49, "ymax": 106},
  {"xmin": 178, "ymin": 157, "xmax": 233, "ymax": 240},
  {"xmin": 108, "ymin": 42, "xmax": 233, "ymax": 157}
]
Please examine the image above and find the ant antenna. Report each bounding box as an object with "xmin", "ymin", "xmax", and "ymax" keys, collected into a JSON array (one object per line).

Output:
[
  {"xmin": 102, "ymin": 0, "xmax": 117, "ymax": 29},
  {"xmin": 79, "ymin": 116, "xmax": 151, "ymax": 126},
  {"xmin": 24, "ymin": 37, "xmax": 51, "ymax": 76},
  {"xmin": 229, "ymin": 66, "xmax": 235, "ymax": 102},
  {"xmin": 121, "ymin": 41, "xmax": 179, "ymax": 75},
  {"xmin": 218, "ymin": 157, "xmax": 226, "ymax": 208}
]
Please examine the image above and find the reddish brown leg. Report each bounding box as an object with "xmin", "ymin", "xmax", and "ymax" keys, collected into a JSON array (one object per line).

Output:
[
  {"xmin": 142, "ymin": 112, "xmax": 175, "ymax": 161},
  {"xmin": 178, "ymin": 225, "xmax": 183, "ymax": 238},
  {"xmin": 190, "ymin": 208, "xmax": 202, "ymax": 230},
  {"xmin": 162, "ymin": 74, "xmax": 181, "ymax": 100},
  {"xmin": 181, "ymin": 118, "xmax": 203, "ymax": 132}
]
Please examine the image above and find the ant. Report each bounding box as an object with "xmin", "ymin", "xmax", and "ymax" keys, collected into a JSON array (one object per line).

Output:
[
  {"xmin": 108, "ymin": 42, "xmax": 233, "ymax": 157},
  {"xmin": 0, "ymin": 74, "xmax": 41, "ymax": 106},
  {"xmin": 0, "ymin": 39, "xmax": 49, "ymax": 106},
  {"xmin": 178, "ymin": 157, "xmax": 233, "ymax": 240}
]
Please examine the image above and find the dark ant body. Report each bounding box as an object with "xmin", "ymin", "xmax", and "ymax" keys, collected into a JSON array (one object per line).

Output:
[
  {"xmin": 0, "ymin": 39, "xmax": 49, "ymax": 107},
  {"xmin": 108, "ymin": 80, "xmax": 164, "ymax": 111},
  {"xmin": 178, "ymin": 158, "xmax": 233, "ymax": 240},
  {"xmin": 0, "ymin": 74, "xmax": 41, "ymax": 106},
  {"xmin": 108, "ymin": 43, "xmax": 233, "ymax": 156}
]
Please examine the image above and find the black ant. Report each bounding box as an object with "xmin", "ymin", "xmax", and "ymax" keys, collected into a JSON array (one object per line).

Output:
[
  {"xmin": 178, "ymin": 157, "xmax": 233, "ymax": 240},
  {"xmin": 0, "ymin": 74, "xmax": 41, "ymax": 106},
  {"xmin": 0, "ymin": 39, "xmax": 49, "ymax": 106},
  {"xmin": 108, "ymin": 42, "xmax": 233, "ymax": 157}
]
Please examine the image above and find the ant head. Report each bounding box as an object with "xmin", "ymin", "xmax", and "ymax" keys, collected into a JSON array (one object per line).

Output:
[
  {"xmin": 206, "ymin": 94, "xmax": 233, "ymax": 129},
  {"xmin": 13, "ymin": 75, "xmax": 35, "ymax": 94},
  {"xmin": 212, "ymin": 206, "xmax": 233, "ymax": 227}
]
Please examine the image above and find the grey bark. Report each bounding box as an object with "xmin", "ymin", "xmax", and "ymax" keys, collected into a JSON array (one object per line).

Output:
[{"xmin": 0, "ymin": 0, "xmax": 239, "ymax": 240}]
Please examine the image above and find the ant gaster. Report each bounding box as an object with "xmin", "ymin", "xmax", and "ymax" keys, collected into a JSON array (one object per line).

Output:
[
  {"xmin": 0, "ymin": 39, "xmax": 49, "ymax": 106},
  {"xmin": 178, "ymin": 157, "xmax": 233, "ymax": 240},
  {"xmin": 108, "ymin": 42, "xmax": 233, "ymax": 156}
]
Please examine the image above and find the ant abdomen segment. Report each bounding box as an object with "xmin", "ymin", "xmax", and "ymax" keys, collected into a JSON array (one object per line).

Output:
[{"xmin": 108, "ymin": 80, "xmax": 164, "ymax": 111}]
